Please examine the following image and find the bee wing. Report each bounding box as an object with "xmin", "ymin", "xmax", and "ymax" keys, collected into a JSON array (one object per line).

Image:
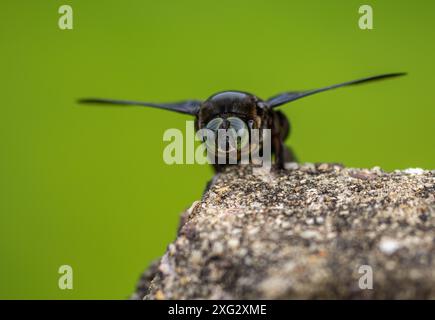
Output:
[
  {"xmin": 267, "ymin": 73, "xmax": 406, "ymax": 108},
  {"xmin": 78, "ymin": 98, "xmax": 202, "ymax": 115}
]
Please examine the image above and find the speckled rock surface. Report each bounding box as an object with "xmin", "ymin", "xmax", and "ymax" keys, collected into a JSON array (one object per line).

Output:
[{"xmin": 134, "ymin": 164, "xmax": 435, "ymax": 299}]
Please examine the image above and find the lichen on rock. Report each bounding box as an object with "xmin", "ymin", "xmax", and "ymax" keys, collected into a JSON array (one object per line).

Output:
[{"xmin": 133, "ymin": 163, "xmax": 435, "ymax": 299}]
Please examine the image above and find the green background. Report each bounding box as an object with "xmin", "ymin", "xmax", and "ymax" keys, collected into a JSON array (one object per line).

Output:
[{"xmin": 0, "ymin": 0, "xmax": 434, "ymax": 299}]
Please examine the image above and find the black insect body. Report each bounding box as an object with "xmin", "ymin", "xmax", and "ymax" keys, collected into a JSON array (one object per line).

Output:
[{"xmin": 79, "ymin": 73, "xmax": 405, "ymax": 171}]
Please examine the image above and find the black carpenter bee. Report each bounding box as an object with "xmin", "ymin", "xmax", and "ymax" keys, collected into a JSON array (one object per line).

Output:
[{"xmin": 79, "ymin": 73, "xmax": 405, "ymax": 171}]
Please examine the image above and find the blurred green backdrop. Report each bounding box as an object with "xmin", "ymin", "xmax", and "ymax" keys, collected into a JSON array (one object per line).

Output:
[{"xmin": 0, "ymin": 0, "xmax": 434, "ymax": 299}]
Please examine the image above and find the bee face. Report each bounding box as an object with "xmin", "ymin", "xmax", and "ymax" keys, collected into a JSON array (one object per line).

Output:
[
  {"xmin": 197, "ymin": 91, "xmax": 267, "ymax": 131},
  {"xmin": 203, "ymin": 116, "xmax": 250, "ymax": 154},
  {"xmin": 195, "ymin": 91, "xmax": 271, "ymax": 159}
]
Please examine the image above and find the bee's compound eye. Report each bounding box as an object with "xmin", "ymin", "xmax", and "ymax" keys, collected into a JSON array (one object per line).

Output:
[
  {"xmin": 227, "ymin": 117, "xmax": 249, "ymax": 149},
  {"xmin": 206, "ymin": 118, "xmax": 223, "ymax": 131},
  {"xmin": 226, "ymin": 117, "xmax": 246, "ymax": 131}
]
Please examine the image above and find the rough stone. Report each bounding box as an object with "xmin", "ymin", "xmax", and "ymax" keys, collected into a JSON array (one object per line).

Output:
[{"xmin": 133, "ymin": 163, "xmax": 435, "ymax": 299}]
